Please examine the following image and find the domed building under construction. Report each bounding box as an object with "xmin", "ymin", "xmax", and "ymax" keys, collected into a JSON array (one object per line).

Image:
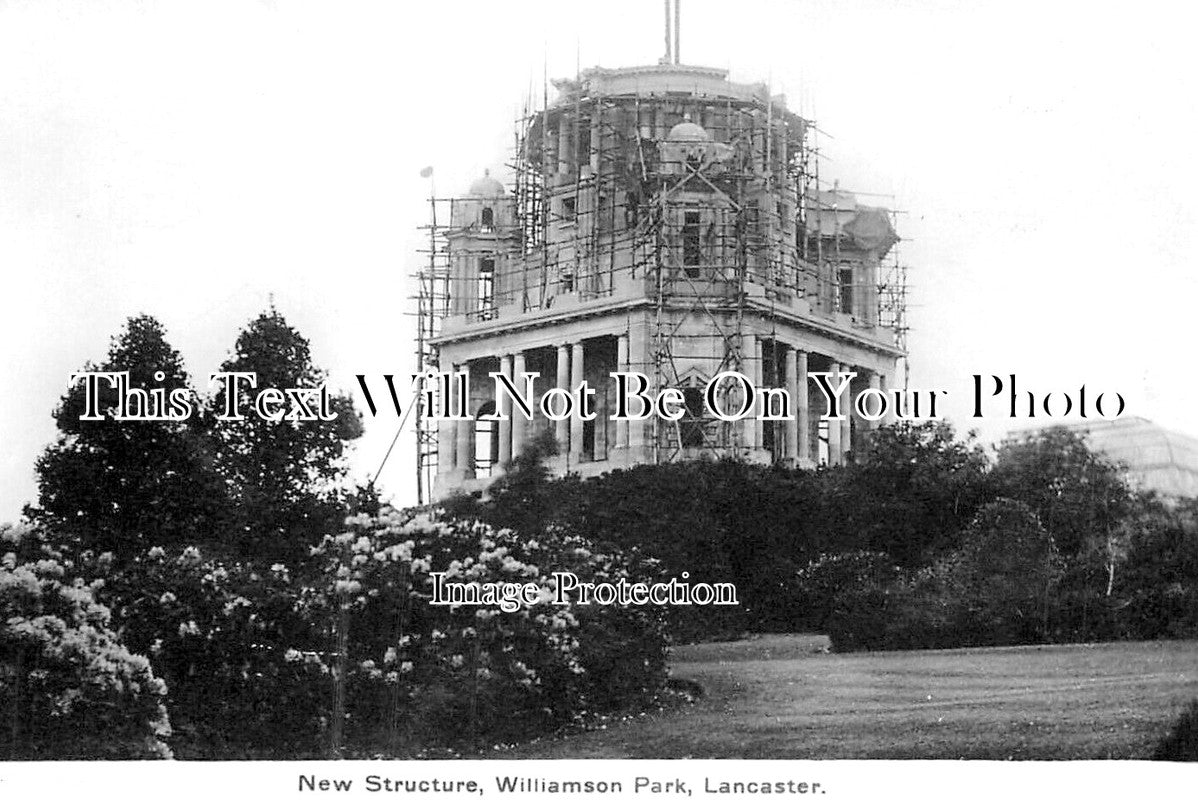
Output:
[{"xmin": 414, "ymin": 48, "xmax": 909, "ymax": 501}]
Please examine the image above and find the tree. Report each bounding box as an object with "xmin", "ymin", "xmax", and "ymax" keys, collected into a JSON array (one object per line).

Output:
[
  {"xmin": 28, "ymin": 315, "xmax": 223, "ymax": 561},
  {"xmin": 473, "ymin": 430, "xmax": 570, "ymax": 535},
  {"xmin": 990, "ymin": 427, "xmax": 1135, "ymax": 559},
  {"xmin": 990, "ymin": 427, "xmax": 1137, "ymax": 639},
  {"xmin": 845, "ymin": 421, "xmax": 992, "ymax": 566},
  {"xmin": 936, "ymin": 499, "xmax": 1063, "ymax": 645},
  {"xmin": 1120, "ymin": 497, "xmax": 1198, "ymax": 639},
  {"xmin": 206, "ymin": 308, "xmax": 362, "ymax": 563}
]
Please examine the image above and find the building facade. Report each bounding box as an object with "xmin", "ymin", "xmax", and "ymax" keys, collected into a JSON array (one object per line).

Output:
[{"xmin": 419, "ymin": 63, "xmax": 907, "ymax": 499}]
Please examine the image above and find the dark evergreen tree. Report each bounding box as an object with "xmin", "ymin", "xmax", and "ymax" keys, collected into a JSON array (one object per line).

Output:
[
  {"xmin": 28, "ymin": 315, "xmax": 223, "ymax": 561},
  {"xmin": 206, "ymin": 307, "xmax": 362, "ymax": 563}
]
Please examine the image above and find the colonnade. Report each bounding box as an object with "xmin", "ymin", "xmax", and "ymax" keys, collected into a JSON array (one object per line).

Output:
[
  {"xmin": 436, "ymin": 332, "xmax": 892, "ymax": 481},
  {"xmin": 734, "ymin": 334, "xmax": 891, "ymax": 467},
  {"xmin": 437, "ymin": 335, "xmax": 641, "ymax": 480}
]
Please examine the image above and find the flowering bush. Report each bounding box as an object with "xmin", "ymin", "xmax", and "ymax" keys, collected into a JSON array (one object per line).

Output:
[
  {"xmin": 0, "ymin": 523, "xmax": 171, "ymax": 759},
  {"xmin": 308, "ymin": 510, "xmax": 668, "ymax": 753},
  {"xmin": 91, "ymin": 542, "xmax": 328, "ymax": 758},
  {"xmin": 53, "ymin": 509, "xmax": 666, "ymax": 758}
]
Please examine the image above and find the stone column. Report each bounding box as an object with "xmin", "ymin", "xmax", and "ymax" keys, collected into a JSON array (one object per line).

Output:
[
  {"xmin": 628, "ymin": 321, "xmax": 648, "ymax": 455},
  {"xmin": 557, "ymin": 118, "xmax": 571, "ymax": 174},
  {"xmin": 827, "ymin": 361, "xmax": 842, "ymax": 466},
  {"xmin": 590, "ymin": 106, "xmax": 602, "ymax": 172},
  {"xmin": 867, "ymin": 371, "xmax": 882, "ymax": 432},
  {"xmin": 616, "ymin": 334, "xmax": 630, "ymax": 450},
  {"xmin": 496, "ymin": 354, "xmax": 513, "ymax": 471},
  {"xmin": 752, "ymin": 112, "xmax": 766, "ymax": 176},
  {"xmin": 455, "ymin": 362, "xmax": 475, "ymax": 478},
  {"xmin": 511, "ymin": 352, "xmax": 528, "ymax": 460},
  {"xmin": 756, "ymin": 336, "xmax": 767, "ymax": 451},
  {"xmin": 450, "ymin": 257, "xmax": 465, "ymax": 317},
  {"xmin": 796, "ymin": 350, "xmax": 809, "ymax": 465},
  {"xmin": 555, "ymin": 344, "xmax": 570, "ymax": 451},
  {"xmin": 880, "ymin": 372, "xmax": 897, "ymax": 425},
  {"xmin": 840, "ymin": 364, "xmax": 854, "ymax": 463},
  {"xmin": 742, "ymin": 334, "xmax": 760, "ymax": 450},
  {"xmin": 436, "ymin": 370, "xmax": 455, "ymax": 475},
  {"xmin": 785, "ymin": 347, "xmax": 799, "ymax": 465},
  {"xmin": 569, "ymin": 341, "xmax": 585, "ymax": 464}
]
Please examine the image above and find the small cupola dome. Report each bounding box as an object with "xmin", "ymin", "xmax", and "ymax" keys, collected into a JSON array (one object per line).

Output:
[
  {"xmin": 468, "ymin": 169, "xmax": 505, "ymax": 198},
  {"xmin": 667, "ymin": 116, "xmax": 711, "ymax": 143}
]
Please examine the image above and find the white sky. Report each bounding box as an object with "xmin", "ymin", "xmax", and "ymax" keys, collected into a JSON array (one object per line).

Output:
[{"xmin": 2, "ymin": 0, "xmax": 1196, "ymax": 521}]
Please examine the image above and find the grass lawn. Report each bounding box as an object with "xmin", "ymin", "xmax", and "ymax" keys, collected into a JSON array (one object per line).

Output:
[{"xmin": 500, "ymin": 635, "xmax": 1198, "ymax": 759}]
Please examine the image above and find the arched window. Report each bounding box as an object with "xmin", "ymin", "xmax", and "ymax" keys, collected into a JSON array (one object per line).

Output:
[
  {"xmin": 838, "ymin": 267, "xmax": 854, "ymax": 317},
  {"xmin": 817, "ymin": 418, "xmax": 830, "ymax": 465},
  {"xmin": 481, "ymin": 207, "xmax": 494, "ymax": 231},
  {"xmin": 682, "ymin": 210, "xmax": 702, "ymax": 278},
  {"xmin": 474, "ymin": 401, "xmax": 499, "ymax": 477},
  {"xmin": 478, "ymin": 258, "xmax": 496, "ymax": 319},
  {"xmin": 680, "ymin": 386, "xmax": 706, "ymax": 448}
]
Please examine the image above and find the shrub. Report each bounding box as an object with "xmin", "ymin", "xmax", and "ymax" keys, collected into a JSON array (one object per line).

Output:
[
  {"xmin": 454, "ymin": 455, "xmax": 833, "ymax": 643},
  {"xmin": 92, "ymin": 543, "xmax": 327, "ymax": 758},
  {"xmin": 937, "ymin": 499, "xmax": 1063, "ymax": 646},
  {"xmin": 1120, "ymin": 505, "xmax": 1198, "ymax": 641},
  {"xmin": 877, "ymin": 567, "xmax": 960, "ymax": 650},
  {"xmin": 1153, "ymin": 699, "xmax": 1198, "ymax": 761},
  {"xmin": 0, "ymin": 523, "xmax": 171, "ymax": 759},
  {"xmin": 309, "ymin": 510, "xmax": 669, "ymax": 753},
  {"xmin": 798, "ymin": 552, "xmax": 900, "ymax": 652},
  {"xmin": 815, "ymin": 502, "xmax": 1065, "ymax": 652},
  {"xmin": 60, "ymin": 507, "xmax": 666, "ymax": 758}
]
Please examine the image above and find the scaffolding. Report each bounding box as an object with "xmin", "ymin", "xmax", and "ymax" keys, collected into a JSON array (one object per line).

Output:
[
  {"xmin": 412, "ymin": 65, "xmax": 909, "ymax": 499},
  {"xmin": 412, "ymin": 193, "xmax": 451, "ymax": 504}
]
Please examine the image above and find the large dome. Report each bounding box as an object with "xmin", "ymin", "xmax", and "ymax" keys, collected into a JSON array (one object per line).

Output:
[{"xmin": 468, "ymin": 169, "xmax": 505, "ymax": 198}]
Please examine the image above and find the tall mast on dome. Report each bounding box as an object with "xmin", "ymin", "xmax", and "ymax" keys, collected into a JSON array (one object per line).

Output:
[{"xmin": 662, "ymin": 0, "xmax": 682, "ymax": 65}]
